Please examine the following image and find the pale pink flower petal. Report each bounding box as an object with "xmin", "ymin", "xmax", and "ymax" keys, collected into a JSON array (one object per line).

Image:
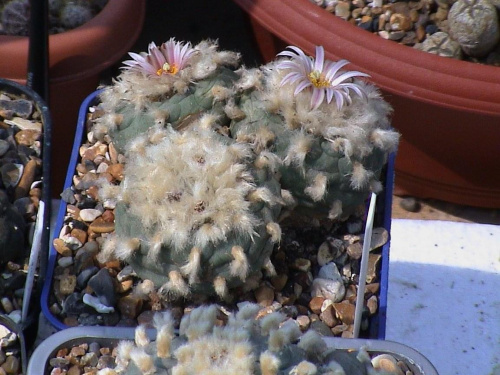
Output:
[
  {"xmin": 122, "ymin": 39, "xmax": 196, "ymax": 77},
  {"xmin": 277, "ymin": 45, "xmax": 370, "ymax": 110}
]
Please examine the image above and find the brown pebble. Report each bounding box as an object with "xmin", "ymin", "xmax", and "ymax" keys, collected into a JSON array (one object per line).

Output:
[
  {"xmin": 70, "ymin": 346, "xmax": 86, "ymax": 357},
  {"xmin": 320, "ymin": 304, "xmax": 339, "ymax": 328},
  {"xmin": 308, "ymin": 296, "xmax": 326, "ymax": 315},
  {"xmin": 367, "ymin": 295, "xmax": 379, "ymax": 315},
  {"xmin": 1, "ymin": 355, "xmax": 19, "ymax": 374},
  {"xmin": 14, "ymin": 129, "xmax": 40, "ymax": 146},
  {"xmin": 117, "ymin": 295, "xmax": 143, "ymax": 319},
  {"xmin": 107, "ymin": 163, "xmax": 124, "ymax": 181},
  {"xmin": 59, "ymin": 274, "xmax": 77, "ymax": 295},
  {"xmin": 14, "ymin": 159, "xmax": 37, "ymax": 199},
  {"xmin": 71, "ymin": 228, "xmax": 88, "ymax": 245},
  {"xmin": 101, "ymin": 209, "xmax": 115, "ymax": 223},
  {"xmin": 53, "ymin": 238, "xmax": 72, "ymax": 257},
  {"xmin": 67, "ymin": 365, "xmax": 82, "ymax": 375},
  {"xmin": 86, "ymin": 185, "xmax": 99, "ymax": 200},
  {"xmin": 63, "ymin": 316, "xmax": 79, "ymax": 327},
  {"xmin": 333, "ymin": 301, "xmax": 356, "ymax": 325},
  {"xmin": 254, "ymin": 284, "xmax": 275, "ymax": 307},
  {"xmin": 416, "ymin": 24, "xmax": 426, "ymax": 42},
  {"xmin": 89, "ymin": 217, "xmax": 115, "ymax": 233}
]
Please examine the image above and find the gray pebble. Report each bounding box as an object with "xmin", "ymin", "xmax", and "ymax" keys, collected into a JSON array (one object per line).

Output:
[
  {"xmin": 88, "ymin": 268, "xmax": 117, "ymax": 307},
  {"xmin": 399, "ymin": 196, "xmax": 421, "ymax": 212},
  {"xmin": 448, "ymin": 0, "xmax": 500, "ymax": 57}
]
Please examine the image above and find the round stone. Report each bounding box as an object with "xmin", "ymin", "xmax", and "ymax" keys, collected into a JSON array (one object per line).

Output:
[
  {"xmin": 416, "ymin": 31, "xmax": 463, "ymax": 59},
  {"xmin": 448, "ymin": 0, "xmax": 500, "ymax": 57}
]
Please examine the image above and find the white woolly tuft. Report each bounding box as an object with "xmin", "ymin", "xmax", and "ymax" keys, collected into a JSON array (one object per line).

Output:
[
  {"xmin": 180, "ymin": 247, "xmax": 202, "ymax": 284},
  {"xmin": 254, "ymin": 151, "xmax": 282, "ymax": 173},
  {"xmin": 211, "ymin": 85, "xmax": 234, "ymax": 102},
  {"xmin": 132, "ymin": 279, "xmax": 155, "ymax": 299},
  {"xmin": 114, "ymin": 238, "xmax": 141, "ymax": 261},
  {"xmin": 198, "ymin": 113, "xmax": 220, "ymax": 130},
  {"xmin": 328, "ymin": 200, "xmax": 343, "ymax": 220},
  {"xmin": 262, "ymin": 258, "xmax": 277, "ymax": 277},
  {"xmin": 96, "ymin": 235, "xmax": 117, "ymax": 263},
  {"xmin": 116, "ymin": 340, "xmax": 134, "ymax": 362},
  {"xmin": 156, "ymin": 325, "xmax": 174, "ymax": 358},
  {"xmin": 153, "ymin": 311, "xmax": 175, "ymax": 358},
  {"xmin": 235, "ymin": 67, "xmax": 263, "ymax": 91},
  {"xmin": 265, "ymin": 222, "xmax": 281, "ymax": 243},
  {"xmin": 96, "ymin": 369, "xmax": 118, "ymax": 375},
  {"xmin": 148, "ymin": 234, "xmax": 163, "ymax": 261},
  {"xmin": 370, "ymin": 179, "xmax": 383, "ymax": 193},
  {"xmin": 370, "ymin": 128, "xmax": 400, "ymax": 153},
  {"xmin": 161, "ymin": 271, "xmax": 190, "ymax": 298},
  {"xmin": 292, "ymin": 361, "xmax": 318, "ymax": 375},
  {"xmin": 234, "ymin": 302, "xmax": 261, "ymax": 322},
  {"xmin": 297, "ymin": 330, "xmax": 328, "ymax": 355},
  {"xmin": 284, "ymin": 132, "xmax": 313, "ymax": 168},
  {"xmin": 213, "ymin": 276, "xmax": 228, "ymax": 298},
  {"xmin": 350, "ymin": 162, "xmax": 372, "ymax": 190},
  {"xmin": 247, "ymin": 187, "xmax": 276, "ymax": 205},
  {"xmin": 230, "ymin": 246, "xmax": 249, "ymax": 280},
  {"xmin": 130, "ymin": 347, "xmax": 155, "ymax": 374},
  {"xmin": 224, "ymin": 99, "xmax": 246, "ymax": 120},
  {"xmin": 180, "ymin": 304, "xmax": 219, "ymax": 340},
  {"xmin": 280, "ymin": 189, "xmax": 297, "ymax": 209},
  {"xmin": 134, "ymin": 324, "xmax": 150, "ymax": 348},
  {"xmin": 304, "ymin": 173, "xmax": 328, "ymax": 201},
  {"xmin": 260, "ymin": 312, "xmax": 286, "ymax": 336},
  {"xmin": 260, "ymin": 351, "xmax": 281, "ymax": 375}
]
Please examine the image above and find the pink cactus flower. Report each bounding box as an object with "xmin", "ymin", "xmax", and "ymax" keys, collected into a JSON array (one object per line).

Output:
[
  {"xmin": 122, "ymin": 38, "xmax": 196, "ymax": 77},
  {"xmin": 277, "ymin": 45, "xmax": 369, "ymax": 110}
]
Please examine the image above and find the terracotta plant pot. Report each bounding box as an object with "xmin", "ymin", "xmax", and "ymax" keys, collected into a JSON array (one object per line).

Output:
[
  {"xmin": 232, "ymin": 0, "xmax": 500, "ymax": 208},
  {"xmin": 0, "ymin": 0, "xmax": 146, "ymax": 195}
]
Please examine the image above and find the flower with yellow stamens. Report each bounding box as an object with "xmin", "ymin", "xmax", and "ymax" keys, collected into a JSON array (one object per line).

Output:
[
  {"xmin": 122, "ymin": 38, "xmax": 196, "ymax": 77},
  {"xmin": 277, "ymin": 45, "xmax": 369, "ymax": 110}
]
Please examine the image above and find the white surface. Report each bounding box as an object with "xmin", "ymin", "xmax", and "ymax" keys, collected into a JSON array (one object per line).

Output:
[{"xmin": 386, "ymin": 219, "xmax": 500, "ymax": 375}]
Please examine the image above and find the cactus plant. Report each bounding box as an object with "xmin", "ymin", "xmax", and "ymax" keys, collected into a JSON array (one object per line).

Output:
[
  {"xmin": 95, "ymin": 303, "xmax": 400, "ymax": 374},
  {"xmin": 91, "ymin": 40, "xmax": 398, "ymax": 304},
  {"xmin": 230, "ymin": 46, "xmax": 399, "ymax": 220},
  {"xmin": 98, "ymin": 123, "xmax": 283, "ymax": 300},
  {"xmin": 92, "ymin": 39, "xmax": 242, "ymax": 152}
]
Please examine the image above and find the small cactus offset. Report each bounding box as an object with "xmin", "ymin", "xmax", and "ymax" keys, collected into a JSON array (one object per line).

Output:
[
  {"xmin": 98, "ymin": 123, "xmax": 283, "ymax": 300},
  {"xmin": 96, "ymin": 303, "xmax": 400, "ymax": 375},
  {"xmin": 231, "ymin": 47, "xmax": 399, "ymax": 220},
  {"xmin": 93, "ymin": 39, "xmax": 242, "ymax": 152}
]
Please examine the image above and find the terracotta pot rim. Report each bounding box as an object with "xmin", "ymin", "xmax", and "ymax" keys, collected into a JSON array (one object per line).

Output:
[
  {"xmin": 0, "ymin": 0, "xmax": 146, "ymax": 83},
  {"xmin": 235, "ymin": 0, "xmax": 500, "ymax": 115}
]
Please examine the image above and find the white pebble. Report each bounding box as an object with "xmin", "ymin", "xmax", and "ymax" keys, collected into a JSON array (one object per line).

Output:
[
  {"xmin": 79, "ymin": 208, "xmax": 102, "ymax": 222},
  {"xmin": 83, "ymin": 293, "xmax": 115, "ymax": 314}
]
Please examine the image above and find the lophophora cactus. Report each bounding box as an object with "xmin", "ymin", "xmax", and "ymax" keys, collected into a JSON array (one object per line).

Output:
[
  {"xmin": 96, "ymin": 303, "xmax": 399, "ymax": 375},
  {"xmin": 230, "ymin": 47, "xmax": 398, "ymax": 221},
  {"xmin": 93, "ymin": 39, "xmax": 398, "ymax": 302},
  {"xmin": 98, "ymin": 123, "xmax": 282, "ymax": 300},
  {"xmin": 93, "ymin": 39, "xmax": 242, "ymax": 152}
]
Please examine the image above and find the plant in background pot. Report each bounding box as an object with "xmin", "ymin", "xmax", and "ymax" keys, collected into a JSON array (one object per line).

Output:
[
  {"xmin": 41, "ymin": 39, "xmax": 398, "ymax": 341},
  {"xmin": 0, "ymin": 0, "xmax": 146, "ymax": 196},
  {"xmin": 30, "ymin": 304, "xmax": 438, "ymax": 374},
  {"xmin": 231, "ymin": 0, "xmax": 500, "ymax": 208}
]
